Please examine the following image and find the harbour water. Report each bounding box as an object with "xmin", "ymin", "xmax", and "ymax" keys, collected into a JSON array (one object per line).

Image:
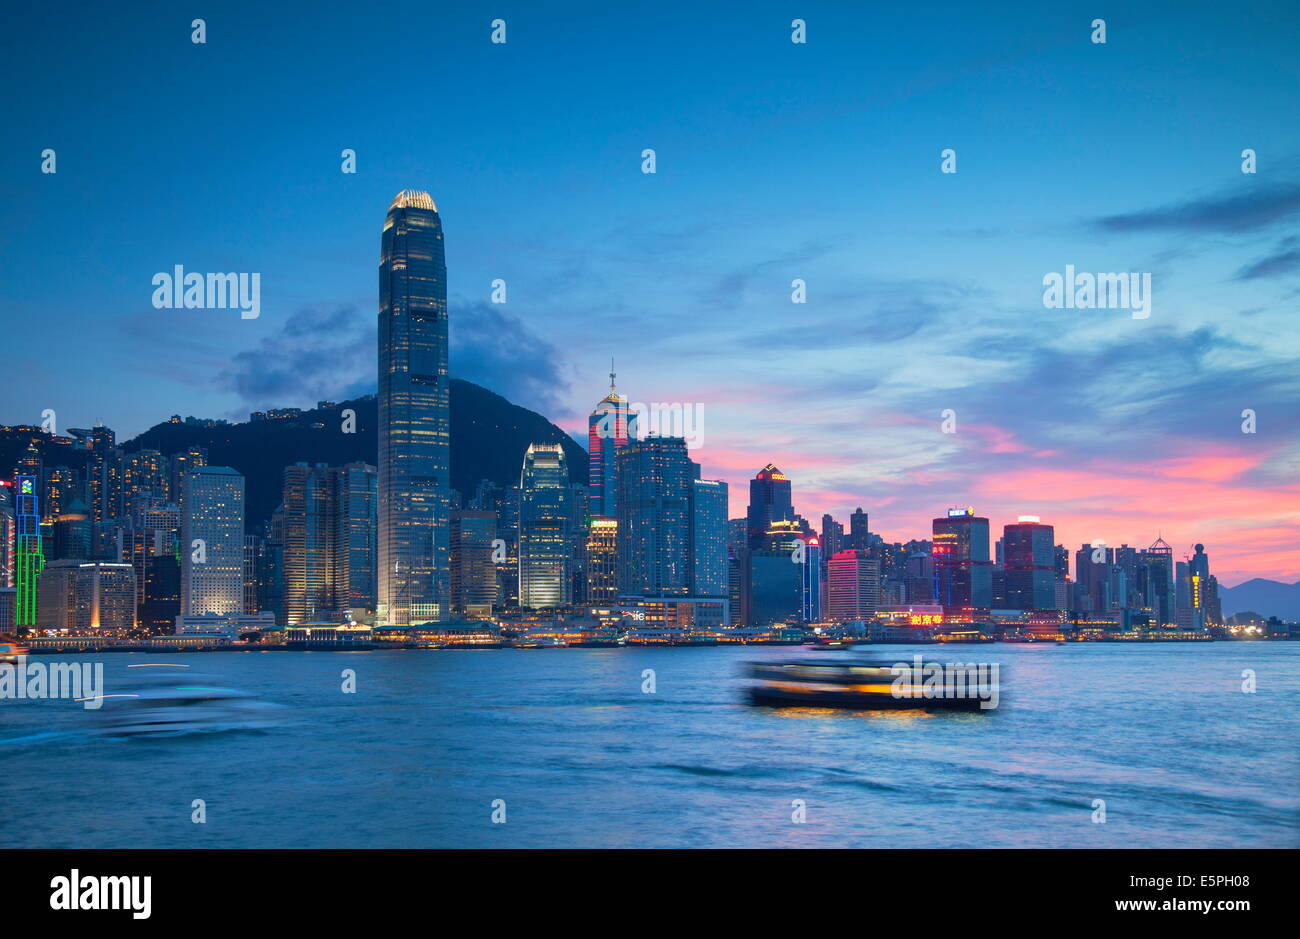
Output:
[{"xmin": 2, "ymin": 643, "xmax": 1297, "ymax": 848}]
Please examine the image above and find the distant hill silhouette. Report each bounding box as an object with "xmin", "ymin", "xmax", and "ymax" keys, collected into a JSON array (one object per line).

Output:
[
  {"xmin": 0, "ymin": 380, "xmax": 586, "ymax": 530},
  {"xmin": 1219, "ymin": 578, "xmax": 1300, "ymax": 621}
]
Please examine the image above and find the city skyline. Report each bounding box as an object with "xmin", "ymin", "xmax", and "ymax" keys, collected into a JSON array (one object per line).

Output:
[{"xmin": 2, "ymin": 2, "xmax": 1298, "ymax": 586}]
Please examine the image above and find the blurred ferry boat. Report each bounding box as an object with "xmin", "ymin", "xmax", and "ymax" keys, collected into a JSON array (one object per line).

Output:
[
  {"xmin": 745, "ymin": 655, "xmax": 999, "ymax": 711},
  {"xmin": 0, "ymin": 635, "xmax": 28, "ymax": 664},
  {"xmin": 95, "ymin": 666, "xmax": 284, "ymax": 737}
]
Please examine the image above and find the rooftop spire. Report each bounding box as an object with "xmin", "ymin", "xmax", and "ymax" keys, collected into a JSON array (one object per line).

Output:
[{"xmin": 609, "ymin": 357, "xmax": 616, "ymax": 391}]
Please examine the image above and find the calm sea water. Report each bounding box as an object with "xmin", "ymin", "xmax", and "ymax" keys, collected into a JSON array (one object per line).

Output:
[{"xmin": 2, "ymin": 643, "xmax": 1297, "ymax": 848}]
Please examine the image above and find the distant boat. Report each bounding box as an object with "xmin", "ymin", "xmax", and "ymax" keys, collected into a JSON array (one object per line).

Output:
[
  {"xmin": 745, "ymin": 656, "xmax": 999, "ymax": 711},
  {"xmin": 0, "ymin": 635, "xmax": 29, "ymax": 664},
  {"xmin": 94, "ymin": 667, "xmax": 284, "ymax": 737}
]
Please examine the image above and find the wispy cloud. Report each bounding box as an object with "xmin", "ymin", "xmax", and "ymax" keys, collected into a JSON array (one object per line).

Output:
[{"xmin": 1094, "ymin": 182, "xmax": 1300, "ymax": 235}]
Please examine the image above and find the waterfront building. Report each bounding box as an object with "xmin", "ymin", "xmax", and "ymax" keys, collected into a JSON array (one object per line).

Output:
[
  {"xmin": 282, "ymin": 462, "xmax": 378, "ymax": 624},
  {"xmin": 827, "ymin": 548, "xmax": 881, "ymax": 622},
  {"xmin": 14, "ymin": 475, "xmax": 43, "ymax": 628},
  {"xmin": 1142, "ymin": 536, "xmax": 1175, "ymax": 626},
  {"xmin": 0, "ymin": 480, "xmax": 14, "ymax": 589},
  {"xmin": 584, "ymin": 518, "xmax": 618, "ymax": 603},
  {"xmin": 450, "ymin": 509, "xmax": 498, "ymax": 615},
  {"xmin": 617, "ymin": 437, "xmax": 695, "ymax": 598},
  {"xmin": 518, "ymin": 444, "xmax": 571, "ymax": 609},
  {"xmin": 378, "ymin": 189, "xmax": 450, "ymax": 625},
  {"xmin": 181, "ymin": 466, "xmax": 245, "ymax": 617},
  {"xmin": 905, "ymin": 552, "xmax": 935, "ymax": 603},
  {"xmin": 37, "ymin": 559, "xmax": 136, "ymax": 631},
  {"xmin": 691, "ymin": 478, "xmax": 729, "ymax": 614},
  {"xmin": 802, "ymin": 534, "xmax": 822, "ymax": 622},
  {"xmin": 931, "ymin": 508, "xmax": 992, "ymax": 614},
  {"xmin": 1003, "ymin": 516, "xmax": 1056, "ymax": 611}
]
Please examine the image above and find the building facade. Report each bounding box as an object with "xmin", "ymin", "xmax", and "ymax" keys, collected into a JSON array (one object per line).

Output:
[
  {"xmin": 181, "ymin": 466, "xmax": 245, "ymax": 616},
  {"xmin": 378, "ymin": 189, "xmax": 450, "ymax": 625}
]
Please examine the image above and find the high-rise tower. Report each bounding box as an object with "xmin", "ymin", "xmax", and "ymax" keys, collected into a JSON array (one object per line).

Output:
[
  {"xmin": 378, "ymin": 190, "xmax": 450, "ymax": 626},
  {"xmin": 587, "ymin": 362, "xmax": 636, "ymax": 519},
  {"xmin": 13, "ymin": 475, "xmax": 43, "ymax": 629},
  {"xmin": 518, "ymin": 444, "xmax": 571, "ymax": 609},
  {"xmin": 746, "ymin": 464, "xmax": 793, "ymax": 549}
]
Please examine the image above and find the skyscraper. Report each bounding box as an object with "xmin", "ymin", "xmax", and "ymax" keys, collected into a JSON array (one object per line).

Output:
[
  {"xmin": 450, "ymin": 509, "xmax": 498, "ymax": 616},
  {"xmin": 181, "ymin": 466, "xmax": 245, "ymax": 617},
  {"xmin": 518, "ymin": 444, "xmax": 571, "ymax": 609},
  {"xmin": 931, "ymin": 507, "xmax": 992, "ymax": 615},
  {"xmin": 827, "ymin": 548, "xmax": 880, "ymax": 622},
  {"xmin": 691, "ymin": 478, "xmax": 729, "ymax": 608},
  {"xmin": 584, "ymin": 518, "xmax": 618, "ymax": 603},
  {"xmin": 848, "ymin": 507, "xmax": 869, "ymax": 549},
  {"xmin": 802, "ymin": 534, "xmax": 823, "ymax": 622},
  {"xmin": 0, "ymin": 480, "xmax": 16, "ymax": 589},
  {"xmin": 1143, "ymin": 536, "xmax": 1174, "ymax": 626},
  {"xmin": 14, "ymin": 474, "xmax": 43, "ymax": 628},
  {"xmin": 378, "ymin": 189, "xmax": 450, "ymax": 626},
  {"xmin": 617, "ymin": 437, "xmax": 695, "ymax": 597},
  {"xmin": 282, "ymin": 462, "xmax": 378, "ymax": 624},
  {"xmin": 1003, "ymin": 516, "xmax": 1056, "ymax": 611},
  {"xmin": 587, "ymin": 365, "xmax": 636, "ymax": 519},
  {"xmin": 746, "ymin": 464, "xmax": 793, "ymax": 548}
]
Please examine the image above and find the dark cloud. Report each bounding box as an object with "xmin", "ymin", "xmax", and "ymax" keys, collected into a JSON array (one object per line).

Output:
[
  {"xmin": 931, "ymin": 325, "xmax": 1300, "ymax": 466},
  {"xmin": 1234, "ymin": 236, "xmax": 1300, "ymax": 281},
  {"xmin": 449, "ymin": 300, "xmax": 571, "ymax": 418},
  {"xmin": 214, "ymin": 305, "xmax": 373, "ymax": 412},
  {"xmin": 214, "ymin": 301, "xmax": 573, "ymax": 420},
  {"xmin": 1093, "ymin": 183, "xmax": 1300, "ymax": 235}
]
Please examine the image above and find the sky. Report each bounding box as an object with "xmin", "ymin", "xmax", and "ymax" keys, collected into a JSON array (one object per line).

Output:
[{"xmin": 2, "ymin": 0, "xmax": 1298, "ymax": 585}]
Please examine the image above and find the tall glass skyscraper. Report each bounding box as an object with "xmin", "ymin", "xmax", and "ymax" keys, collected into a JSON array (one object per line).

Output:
[
  {"xmin": 587, "ymin": 368, "xmax": 636, "ymax": 519},
  {"xmin": 691, "ymin": 478, "xmax": 729, "ymax": 602},
  {"xmin": 282, "ymin": 462, "xmax": 377, "ymax": 624},
  {"xmin": 518, "ymin": 444, "xmax": 571, "ymax": 609},
  {"xmin": 931, "ymin": 507, "xmax": 992, "ymax": 615},
  {"xmin": 617, "ymin": 437, "xmax": 696, "ymax": 597},
  {"xmin": 378, "ymin": 190, "xmax": 450, "ymax": 626},
  {"xmin": 13, "ymin": 475, "xmax": 43, "ymax": 628},
  {"xmin": 746, "ymin": 464, "xmax": 793, "ymax": 549}
]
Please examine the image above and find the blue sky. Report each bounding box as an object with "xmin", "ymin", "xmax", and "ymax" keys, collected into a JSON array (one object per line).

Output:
[{"xmin": 2, "ymin": 0, "xmax": 1298, "ymax": 582}]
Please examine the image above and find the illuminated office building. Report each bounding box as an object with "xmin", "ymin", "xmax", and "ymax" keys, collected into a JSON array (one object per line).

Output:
[
  {"xmin": 181, "ymin": 466, "xmax": 245, "ymax": 616},
  {"xmin": 587, "ymin": 366, "xmax": 636, "ymax": 518},
  {"xmin": 827, "ymin": 548, "xmax": 880, "ymax": 622},
  {"xmin": 37, "ymin": 559, "xmax": 136, "ymax": 632},
  {"xmin": 802, "ymin": 534, "xmax": 822, "ymax": 622},
  {"xmin": 378, "ymin": 189, "xmax": 450, "ymax": 625},
  {"xmin": 518, "ymin": 444, "xmax": 571, "ymax": 608},
  {"xmin": 14, "ymin": 475, "xmax": 43, "ymax": 628},
  {"xmin": 584, "ymin": 517, "xmax": 619, "ymax": 603},
  {"xmin": 691, "ymin": 478, "xmax": 729, "ymax": 604},
  {"xmin": 451, "ymin": 509, "xmax": 498, "ymax": 615},
  {"xmin": 1003, "ymin": 516, "xmax": 1056, "ymax": 610},
  {"xmin": 282, "ymin": 462, "xmax": 378, "ymax": 624},
  {"xmin": 746, "ymin": 464, "xmax": 793, "ymax": 549},
  {"xmin": 931, "ymin": 507, "xmax": 992, "ymax": 614}
]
